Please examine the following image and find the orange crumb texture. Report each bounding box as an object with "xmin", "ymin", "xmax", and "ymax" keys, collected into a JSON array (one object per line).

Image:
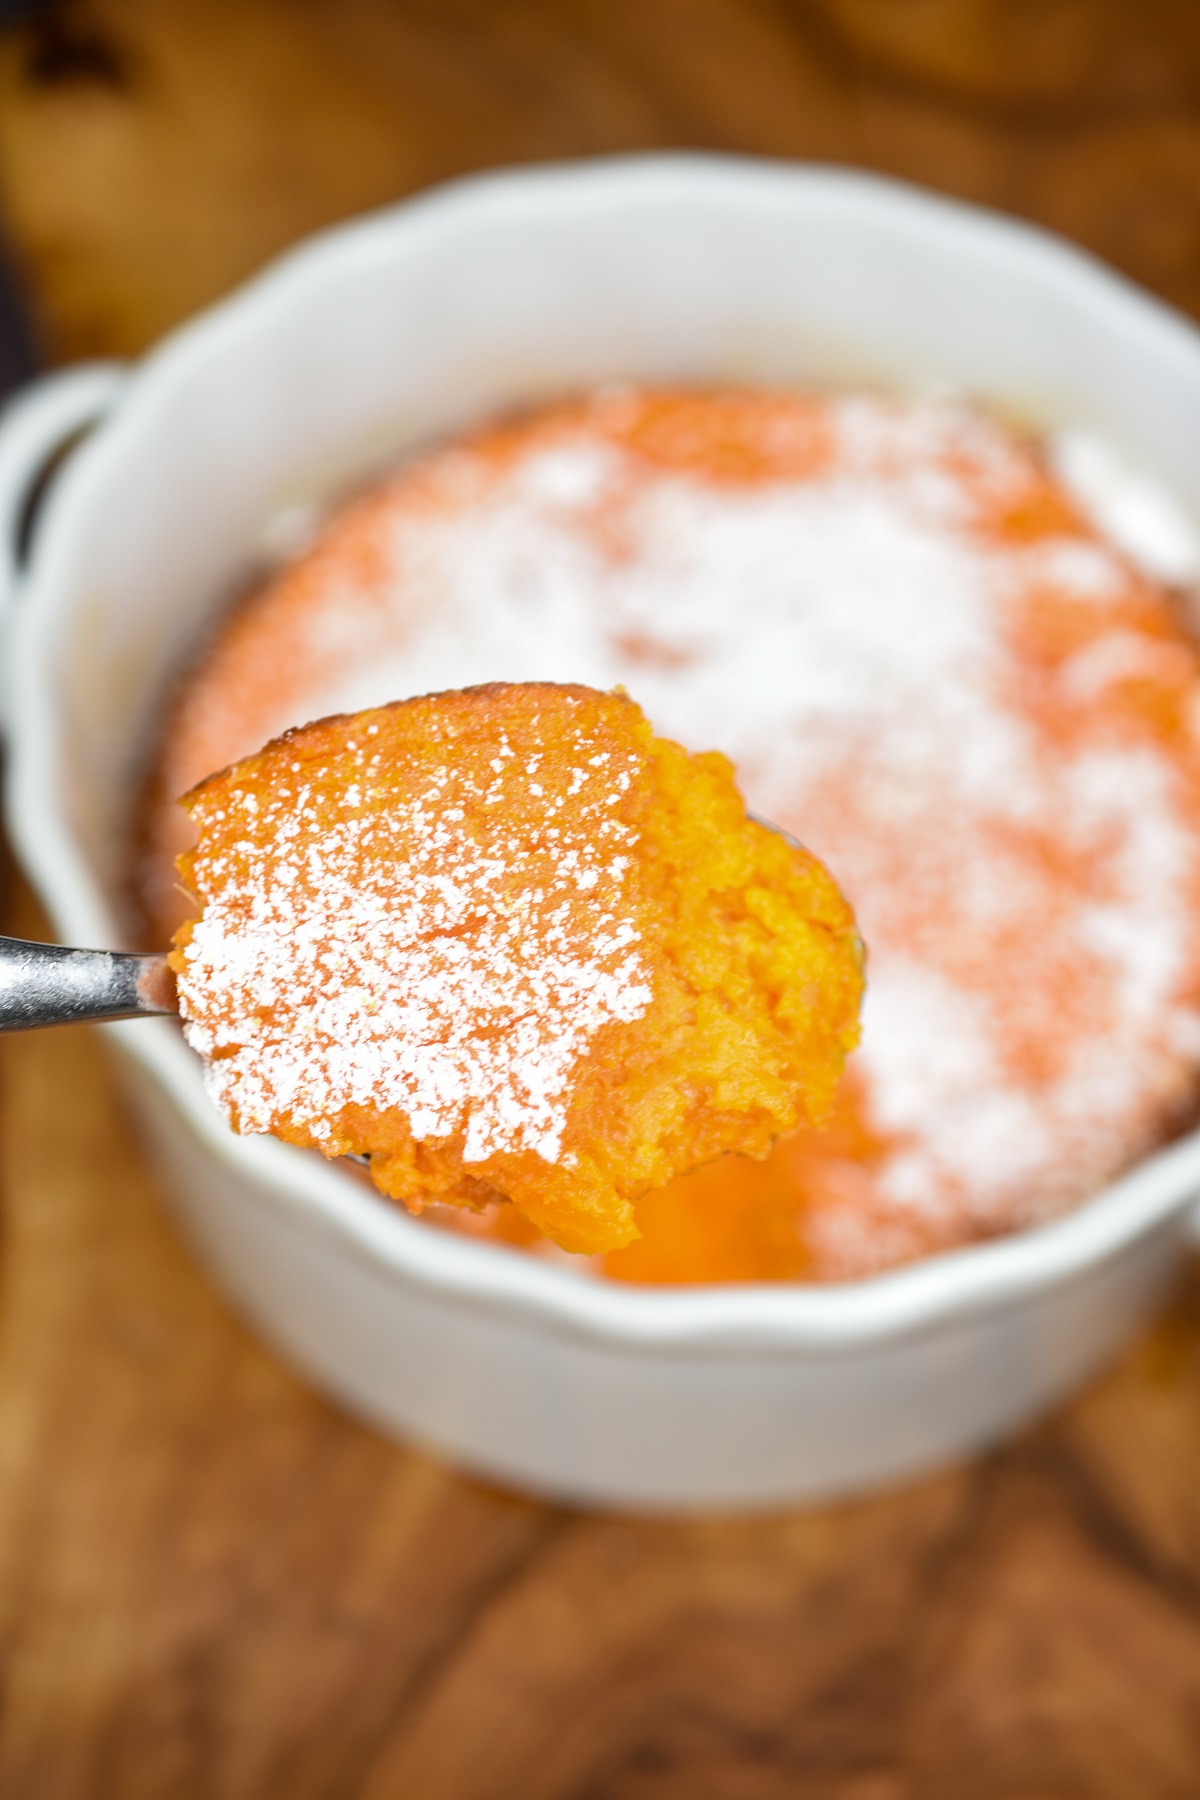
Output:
[{"xmin": 169, "ymin": 682, "xmax": 864, "ymax": 1256}]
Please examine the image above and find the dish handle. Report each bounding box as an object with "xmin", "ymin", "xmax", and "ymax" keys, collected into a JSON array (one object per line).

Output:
[{"xmin": 0, "ymin": 362, "xmax": 127, "ymax": 627}]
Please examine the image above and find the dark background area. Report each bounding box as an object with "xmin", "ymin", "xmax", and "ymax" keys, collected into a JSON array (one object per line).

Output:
[
  {"xmin": 0, "ymin": 5, "xmax": 1198, "ymax": 1797},
  {"xmin": 6, "ymin": 1, "xmax": 1200, "ymax": 365}
]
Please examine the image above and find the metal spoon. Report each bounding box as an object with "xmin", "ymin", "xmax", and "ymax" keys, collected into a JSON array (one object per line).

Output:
[{"xmin": 0, "ymin": 937, "xmax": 175, "ymax": 1030}]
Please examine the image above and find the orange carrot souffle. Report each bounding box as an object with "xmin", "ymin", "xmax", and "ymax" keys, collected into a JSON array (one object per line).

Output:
[
  {"xmin": 142, "ymin": 385, "xmax": 1200, "ymax": 1282},
  {"xmin": 169, "ymin": 682, "xmax": 864, "ymax": 1255}
]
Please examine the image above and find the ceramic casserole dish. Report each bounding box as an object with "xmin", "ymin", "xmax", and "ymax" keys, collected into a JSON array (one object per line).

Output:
[{"xmin": 4, "ymin": 156, "xmax": 1200, "ymax": 1510}]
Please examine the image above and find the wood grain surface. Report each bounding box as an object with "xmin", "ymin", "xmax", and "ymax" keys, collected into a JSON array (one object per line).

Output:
[{"xmin": 1, "ymin": 3, "xmax": 1200, "ymax": 1794}]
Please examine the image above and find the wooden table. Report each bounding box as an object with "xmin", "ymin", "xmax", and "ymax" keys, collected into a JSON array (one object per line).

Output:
[{"xmin": 1, "ymin": 4, "xmax": 1199, "ymax": 1792}]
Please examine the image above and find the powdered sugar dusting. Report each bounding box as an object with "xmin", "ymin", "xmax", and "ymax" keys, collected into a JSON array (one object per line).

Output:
[{"xmin": 175, "ymin": 716, "xmax": 652, "ymax": 1165}]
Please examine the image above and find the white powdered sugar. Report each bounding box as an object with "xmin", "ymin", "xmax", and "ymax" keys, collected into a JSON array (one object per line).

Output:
[{"xmin": 176, "ymin": 730, "xmax": 652, "ymax": 1166}]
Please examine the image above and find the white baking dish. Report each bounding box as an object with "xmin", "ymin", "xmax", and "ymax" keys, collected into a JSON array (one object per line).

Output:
[{"xmin": 4, "ymin": 156, "xmax": 1200, "ymax": 1511}]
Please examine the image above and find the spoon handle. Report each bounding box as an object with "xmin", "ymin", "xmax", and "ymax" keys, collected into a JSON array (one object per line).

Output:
[{"xmin": 0, "ymin": 936, "xmax": 175, "ymax": 1030}]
